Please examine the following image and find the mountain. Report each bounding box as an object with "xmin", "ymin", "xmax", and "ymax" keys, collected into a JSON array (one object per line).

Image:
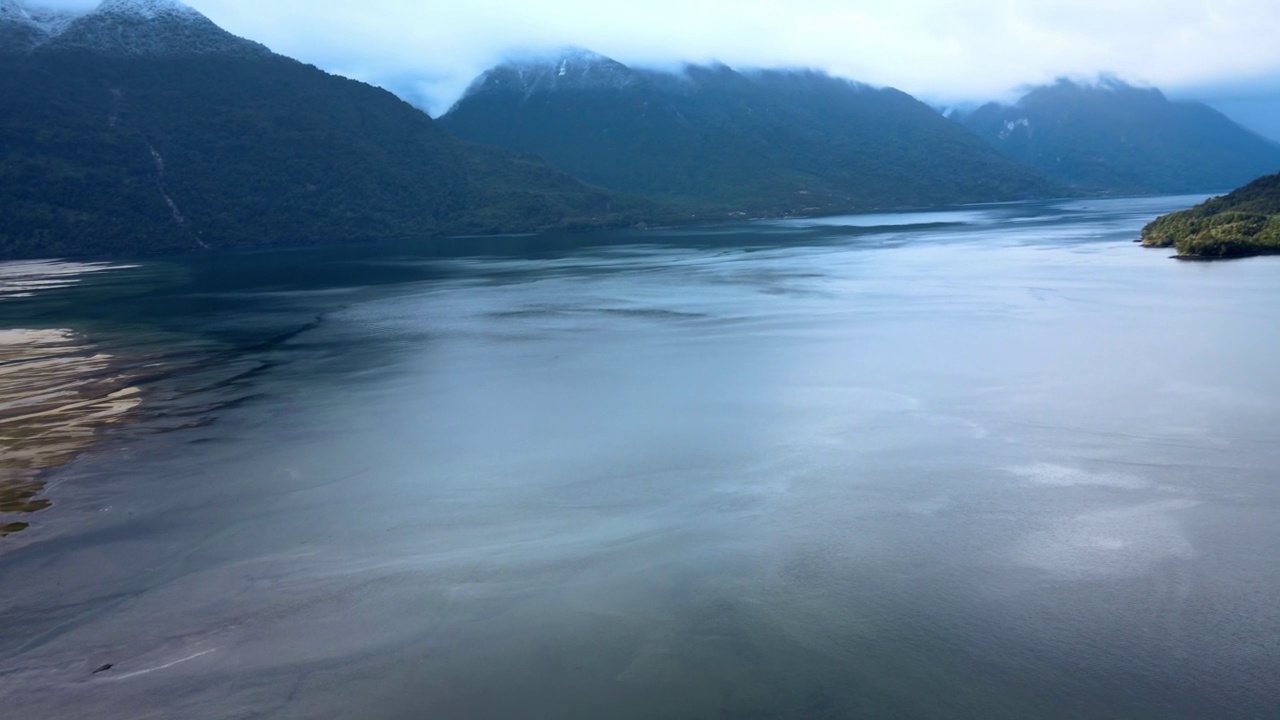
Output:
[
  {"xmin": 958, "ymin": 78, "xmax": 1280, "ymax": 194},
  {"xmin": 0, "ymin": 1, "xmax": 648, "ymax": 259},
  {"xmin": 0, "ymin": 0, "xmax": 74, "ymax": 51},
  {"xmin": 438, "ymin": 51, "xmax": 1059, "ymax": 215},
  {"xmin": 1140, "ymin": 173, "xmax": 1280, "ymax": 258},
  {"xmin": 38, "ymin": 0, "xmax": 270, "ymax": 57}
]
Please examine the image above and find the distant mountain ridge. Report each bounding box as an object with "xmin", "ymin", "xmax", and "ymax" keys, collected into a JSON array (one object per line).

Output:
[
  {"xmin": 0, "ymin": 1, "xmax": 650, "ymax": 258},
  {"xmin": 958, "ymin": 78, "xmax": 1280, "ymax": 194},
  {"xmin": 440, "ymin": 51, "xmax": 1060, "ymax": 215},
  {"xmin": 11, "ymin": 2, "xmax": 1274, "ymax": 260},
  {"xmin": 491, "ymin": 49, "xmax": 643, "ymax": 94}
]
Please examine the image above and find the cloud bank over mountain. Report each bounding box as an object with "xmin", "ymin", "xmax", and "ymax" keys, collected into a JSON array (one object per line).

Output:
[{"xmin": 28, "ymin": 0, "xmax": 1280, "ymax": 122}]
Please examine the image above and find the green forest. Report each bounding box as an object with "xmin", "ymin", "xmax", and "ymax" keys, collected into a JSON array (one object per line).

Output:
[
  {"xmin": 959, "ymin": 80, "xmax": 1280, "ymax": 194},
  {"xmin": 1141, "ymin": 173, "xmax": 1280, "ymax": 258},
  {"xmin": 441, "ymin": 62, "xmax": 1058, "ymax": 216},
  {"xmin": 0, "ymin": 51, "xmax": 658, "ymax": 258}
]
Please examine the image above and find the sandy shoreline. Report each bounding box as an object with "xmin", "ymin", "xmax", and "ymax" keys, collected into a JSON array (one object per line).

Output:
[{"xmin": 0, "ymin": 328, "xmax": 142, "ymax": 537}]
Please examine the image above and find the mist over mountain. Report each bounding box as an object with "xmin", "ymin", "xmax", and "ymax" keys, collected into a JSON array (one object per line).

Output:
[
  {"xmin": 958, "ymin": 78, "xmax": 1280, "ymax": 194},
  {"xmin": 7, "ymin": 1, "xmax": 1276, "ymax": 260},
  {"xmin": 1203, "ymin": 96, "xmax": 1280, "ymax": 144},
  {"xmin": 439, "ymin": 51, "xmax": 1060, "ymax": 216},
  {"xmin": 0, "ymin": 0, "xmax": 648, "ymax": 258}
]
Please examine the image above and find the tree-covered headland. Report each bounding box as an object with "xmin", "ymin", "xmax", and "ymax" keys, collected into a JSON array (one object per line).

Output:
[{"xmin": 1141, "ymin": 173, "xmax": 1280, "ymax": 258}]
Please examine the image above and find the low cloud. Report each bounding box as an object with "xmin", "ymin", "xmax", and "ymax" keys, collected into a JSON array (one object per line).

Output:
[{"xmin": 31, "ymin": 0, "xmax": 1280, "ymax": 116}]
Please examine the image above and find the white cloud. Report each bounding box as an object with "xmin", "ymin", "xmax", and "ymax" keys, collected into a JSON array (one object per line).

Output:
[{"xmin": 30, "ymin": 0, "xmax": 1280, "ymax": 115}]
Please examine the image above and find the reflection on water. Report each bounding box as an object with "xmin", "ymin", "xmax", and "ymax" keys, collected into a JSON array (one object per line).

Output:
[
  {"xmin": 763, "ymin": 207, "xmax": 999, "ymax": 228},
  {"xmin": 0, "ymin": 196, "xmax": 1277, "ymax": 719},
  {"xmin": 0, "ymin": 260, "xmax": 138, "ymax": 300}
]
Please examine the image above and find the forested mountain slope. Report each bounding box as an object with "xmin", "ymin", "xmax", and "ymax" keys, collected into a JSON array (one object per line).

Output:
[
  {"xmin": 959, "ymin": 79, "xmax": 1280, "ymax": 194},
  {"xmin": 441, "ymin": 51, "xmax": 1059, "ymax": 215},
  {"xmin": 0, "ymin": 0, "xmax": 647, "ymax": 258}
]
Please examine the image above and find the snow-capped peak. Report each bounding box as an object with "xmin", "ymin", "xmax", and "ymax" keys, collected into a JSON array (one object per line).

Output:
[
  {"xmin": 1, "ymin": 0, "xmax": 200, "ymax": 36},
  {"xmin": 0, "ymin": 0, "xmax": 271, "ymax": 57},
  {"xmin": 0, "ymin": 0, "xmax": 79, "ymax": 50},
  {"xmin": 95, "ymin": 0, "xmax": 201, "ymax": 20},
  {"xmin": 472, "ymin": 48, "xmax": 640, "ymax": 98},
  {"xmin": 1, "ymin": 1, "xmax": 76, "ymax": 31}
]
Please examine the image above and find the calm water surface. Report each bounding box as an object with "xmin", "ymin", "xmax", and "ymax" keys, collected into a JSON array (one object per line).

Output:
[{"xmin": 1, "ymin": 196, "xmax": 1278, "ymax": 719}]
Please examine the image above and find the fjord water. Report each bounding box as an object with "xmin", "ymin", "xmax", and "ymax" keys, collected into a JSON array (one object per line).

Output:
[{"xmin": 2, "ymin": 196, "xmax": 1278, "ymax": 719}]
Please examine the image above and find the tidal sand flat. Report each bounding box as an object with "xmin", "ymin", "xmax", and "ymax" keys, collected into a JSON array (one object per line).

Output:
[
  {"xmin": 0, "ymin": 328, "xmax": 141, "ymax": 535},
  {"xmin": 0, "ymin": 261, "xmax": 147, "ymax": 537}
]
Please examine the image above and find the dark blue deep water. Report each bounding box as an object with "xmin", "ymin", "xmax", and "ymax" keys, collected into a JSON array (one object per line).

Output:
[{"xmin": 1, "ymin": 196, "xmax": 1278, "ymax": 719}]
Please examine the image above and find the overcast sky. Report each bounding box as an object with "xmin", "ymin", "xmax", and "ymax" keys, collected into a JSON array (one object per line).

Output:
[{"xmin": 37, "ymin": 0, "xmax": 1280, "ymax": 128}]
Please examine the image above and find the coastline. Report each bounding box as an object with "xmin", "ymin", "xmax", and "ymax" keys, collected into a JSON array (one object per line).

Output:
[{"xmin": 0, "ymin": 259, "xmax": 146, "ymax": 539}]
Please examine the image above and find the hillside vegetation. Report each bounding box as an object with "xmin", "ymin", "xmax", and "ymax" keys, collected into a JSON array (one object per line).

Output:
[
  {"xmin": 960, "ymin": 79, "xmax": 1280, "ymax": 194},
  {"xmin": 0, "ymin": 4, "xmax": 653, "ymax": 258},
  {"xmin": 1141, "ymin": 173, "xmax": 1280, "ymax": 258},
  {"xmin": 441, "ymin": 54, "xmax": 1059, "ymax": 216}
]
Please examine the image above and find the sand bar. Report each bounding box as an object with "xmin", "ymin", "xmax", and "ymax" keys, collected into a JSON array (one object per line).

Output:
[{"xmin": 0, "ymin": 328, "xmax": 141, "ymax": 537}]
